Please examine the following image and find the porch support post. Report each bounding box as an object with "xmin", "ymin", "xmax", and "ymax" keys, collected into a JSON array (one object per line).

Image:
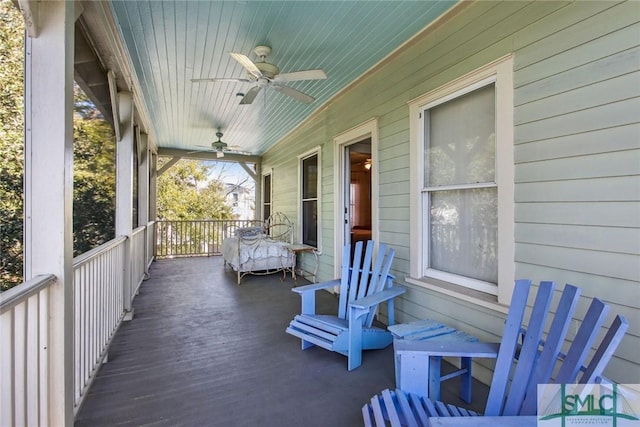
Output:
[
  {"xmin": 149, "ymin": 152, "xmax": 158, "ymax": 220},
  {"xmin": 255, "ymin": 162, "xmax": 262, "ymax": 221},
  {"xmin": 116, "ymin": 91, "xmax": 134, "ymax": 320},
  {"xmin": 23, "ymin": 1, "xmax": 75, "ymax": 424},
  {"xmin": 138, "ymin": 131, "xmax": 150, "ymax": 274},
  {"xmin": 149, "ymin": 152, "xmax": 158, "ymax": 257},
  {"xmin": 238, "ymin": 162, "xmax": 259, "ymax": 220}
]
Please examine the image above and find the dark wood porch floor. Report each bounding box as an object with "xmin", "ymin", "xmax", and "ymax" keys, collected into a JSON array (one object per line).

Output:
[{"xmin": 75, "ymin": 256, "xmax": 488, "ymax": 427}]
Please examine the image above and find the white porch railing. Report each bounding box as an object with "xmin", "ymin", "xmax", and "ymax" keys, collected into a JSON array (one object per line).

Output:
[
  {"xmin": 72, "ymin": 236, "xmax": 127, "ymax": 411},
  {"xmin": 146, "ymin": 220, "xmax": 155, "ymax": 270},
  {"xmin": 155, "ymin": 219, "xmax": 262, "ymax": 258},
  {"xmin": 0, "ymin": 222, "xmax": 157, "ymax": 425},
  {"xmin": 131, "ymin": 225, "xmax": 147, "ymax": 297},
  {"xmin": 0, "ymin": 274, "xmax": 56, "ymax": 427}
]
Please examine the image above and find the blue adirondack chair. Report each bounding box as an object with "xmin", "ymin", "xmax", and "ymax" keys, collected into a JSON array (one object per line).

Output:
[
  {"xmin": 285, "ymin": 240, "xmax": 405, "ymax": 371},
  {"xmin": 363, "ymin": 279, "xmax": 629, "ymax": 426}
]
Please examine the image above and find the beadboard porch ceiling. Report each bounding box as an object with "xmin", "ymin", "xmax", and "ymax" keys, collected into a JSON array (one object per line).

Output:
[{"xmin": 108, "ymin": 0, "xmax": 456, "ymax": 156}]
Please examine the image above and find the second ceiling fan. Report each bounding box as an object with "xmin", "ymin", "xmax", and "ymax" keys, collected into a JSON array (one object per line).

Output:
[
  {"xmin": 192, "ymin": 45, "xmax": 327, "ymax": 105},
  {"xmin": 197, "ymin": 128, "xmax": 247, "ymax": 158}
]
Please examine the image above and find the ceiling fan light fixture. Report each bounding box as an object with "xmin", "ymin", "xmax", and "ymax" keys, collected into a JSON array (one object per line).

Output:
[{"xmin": 364, "ymin": 158, "xmax": 372, "ymax": 171}]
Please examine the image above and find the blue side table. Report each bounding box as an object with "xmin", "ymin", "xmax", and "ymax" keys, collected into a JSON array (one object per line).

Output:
[{"xmin": 389, "ymin": 319, "xmax": 497, "ymax": 403}]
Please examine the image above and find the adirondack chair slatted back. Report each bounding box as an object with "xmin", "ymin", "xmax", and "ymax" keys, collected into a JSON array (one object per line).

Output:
[
  {"xmin": 338, "ymin": 241, "xmax": 393, "ymax": 326},
  {"xmin": 364, "ymin": 244, "xmax": 395, "ymax": 328},
  {"xmin": 500, "ymin": 280, "xmax": 555, "ymax": 415},
  {"xmin": 519, "ymin": 282, "xmax": 581, "ymax": 414},
  {"xmin": 555, "ymin": 298, "xmax": 608, "ymax": 385},
  {"xmin": 580, "ymin": 314, "xmax": 628, "ymax": 384},
  {"xmin": 486, "ymin": 280, "xmax": 629, "ymax": 417},
  {"xmin": 483, "ymin": 279, "xmax": 533, "ymax": 416},
  {"xmin": 363, "ymin": 279, "xmax": 629, "ymax": 425}
]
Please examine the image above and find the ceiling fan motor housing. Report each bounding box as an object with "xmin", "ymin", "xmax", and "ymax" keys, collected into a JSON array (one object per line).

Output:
[
  {"xmin": 212, "ymin": 129, "xmax": 228, "ymax": 150},
  {"xmin": 252, "ymin": 61, "xmax": 279, "ymax": 79},
  {"xmin": 251, "ymin": 45, "xmax": 279, "ymax": 79}
]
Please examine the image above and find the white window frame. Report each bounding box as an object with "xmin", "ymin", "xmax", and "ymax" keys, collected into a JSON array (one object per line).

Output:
[
  {"xmin": 298, "ymin": 147, "xmax": 321, "ymax": 250},
  {"xmin": 408, "ymin": 55, "xmax": 515, "ymax": 304}
]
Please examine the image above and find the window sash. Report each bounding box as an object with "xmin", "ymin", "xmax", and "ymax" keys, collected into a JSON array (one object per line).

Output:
[
  {"xmin": 302, "ymin": 199, "xmax": 318, "ymax": 247},
  {"xmin": 262, "ymin": 174, "xmax": 271, "ymax": 222},
  {"xmin": 302, "ymin": 155, "xmax": 318, "ymax": 199},
  {"xmin": 300, "ymin": 153, "xmax": 319, "ymax": 247},
  {"xmin": 421, "ymin": 81, "xmax": 498, "ymax": 294}
]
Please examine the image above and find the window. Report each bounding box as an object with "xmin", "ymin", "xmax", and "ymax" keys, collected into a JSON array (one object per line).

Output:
[
  {"xmin": 262, "ymin": 173, "xmax": 271, "ymax": 222},
  {"xmin": 409, "ymin": 55, "xmax": 514, "ymax": 301},
  {"xmin": 300, "ymin": 150, "xmax": 319, "ymax": 247}
]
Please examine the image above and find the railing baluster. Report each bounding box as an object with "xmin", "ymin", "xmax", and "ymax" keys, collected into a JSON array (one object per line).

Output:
[
  {"xmin": 154, "ymin": 219, "xmax": 265, "ymax": 258},
  {"xmin": 39, "ymin": 287, "xmax": 48, "ymax": 423},
  {"xmin": 14, "ymin": 302, "xmax": 26, "ymax": 427}
]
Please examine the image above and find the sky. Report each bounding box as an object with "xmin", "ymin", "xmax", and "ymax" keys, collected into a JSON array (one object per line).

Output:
[{"xmin": 203, "ymin": 160, "xmax": 255, "ymax": 192}]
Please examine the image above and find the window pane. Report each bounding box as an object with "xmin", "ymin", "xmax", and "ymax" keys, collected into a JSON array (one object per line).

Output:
[
  {"xmin": 302, "ymin": 200, "xmax": 317, "ymax": 247},
  {"xmin": 302, "ymin": 155, "xmax": 318, "ymax": 199},
  {"xmin": 263, "ymin": 174, "xmax": 271, "ymax": 203},
  {"xmin": 429, "ymin": 188, "xmax": 497, "ymax": 283},
  {"xmin": 263, "ymin": 205, "xmax": 271, "ymax": 222},
  {"xmin": 425, "ymin": 84, "xmax": 495, "ymax": 187}
]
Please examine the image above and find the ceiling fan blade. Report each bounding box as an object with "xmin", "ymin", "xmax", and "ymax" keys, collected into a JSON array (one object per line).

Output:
[
  {"xmin": 273, "ymin": 69, "xmax": 327, "ymax": 82},
  {"xmin": 240, "ymin": 86, "xmax": 262, "ymax": 105},
  {"xmin": 229, "ymin": 52, "xmax": 262, "ymax": 79},
  {"xmin": 272, "ymin": 84, "xmax": 314, "ymax": 104},
  {"xmin": 191, "ymin": 77, "xmax": 251, "ymax": 83}
]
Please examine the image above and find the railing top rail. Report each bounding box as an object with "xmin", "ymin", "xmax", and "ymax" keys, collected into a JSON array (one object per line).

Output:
[
  {"xmin": 132, "ymin": 225, "xmax": 146, "ymax": 236},
  {"xmin": 0, "ymin": 274, "xmax": 56, "ymax": 314},
  {"xmin": 73, "ymin": 235, "xmax": 128, "ymax": 269},
  {"xmin": 155, "ymin": 219, "xmax": 261, "ymax": 224}
]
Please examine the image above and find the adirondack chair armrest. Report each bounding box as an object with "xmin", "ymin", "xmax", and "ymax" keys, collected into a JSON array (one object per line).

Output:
[
  {"xmin": 394, "ymin": 338, "xmax": 501, "ymax": 358},
  {"xmin": 291, "ymin": 279, "xmax": 341, "ymax": 295},
  {"xmin": 349, "ymin": 285, "xmax": 405, "ymax": 310}
]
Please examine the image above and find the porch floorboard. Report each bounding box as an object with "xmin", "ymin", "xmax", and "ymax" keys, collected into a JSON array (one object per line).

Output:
[{"xmin": 75, "ymin": 256, "xmax": 488, "ymax": 426}]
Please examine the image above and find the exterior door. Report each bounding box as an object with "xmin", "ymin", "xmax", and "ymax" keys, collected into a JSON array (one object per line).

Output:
[
  {"xmin": 333, "ymin": 119, "xmax": 378, "ymax": 278},
  {"xmin": 344, "ymin": 140, "xmax": 372, "ymax": 260}
]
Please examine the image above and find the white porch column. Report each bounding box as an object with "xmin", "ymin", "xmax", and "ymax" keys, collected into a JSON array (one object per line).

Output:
[
  {"xmin": 255, "ymin": 162, "xmax": 262, "ymax": 221},
  {"xmin": 116, "ymin": 92, "xmax": 134, "ymax": 319},
  {"xmin": 138, "ymin": 131, "xmax": 149, "ymax": 227},
  {"xmin": 23, "ymin": 1, "xmax": 75, "ymax": 424},
  {"xmin": 149, "ymin": 152, "xmax": 158, "ymax": 257},
  {"xmin": 138, "ymin": 131, "xmax": 150, "ymax": 273},
  {"xmin": 150, "ymin": 152, "xmax": 158, "ymax": 220}
]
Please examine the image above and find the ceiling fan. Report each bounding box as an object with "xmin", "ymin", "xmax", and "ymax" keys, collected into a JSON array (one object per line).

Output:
[
  {"xmin": 197, "ymin": 128, "xmax": 247, "ymax": 158},
  {"xmin": 191, "ymin": 45, "xmax": 327, "ymax": 105}
]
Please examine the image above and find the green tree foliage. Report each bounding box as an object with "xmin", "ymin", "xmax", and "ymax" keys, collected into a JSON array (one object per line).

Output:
[
  {"xmin": 0, "ymin": 2, "xmax": 116, "ymax": 290},
  {"xmin": 0, "ymin": 2, "xmax": 25, "ymax": 290},
  {"xmin": 157, "ymin": 158, "xmax": 233, "ymax": 220},
  {"xmin": 73, "ymin": 86, "xmax": 116, "ymax": 256}
]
